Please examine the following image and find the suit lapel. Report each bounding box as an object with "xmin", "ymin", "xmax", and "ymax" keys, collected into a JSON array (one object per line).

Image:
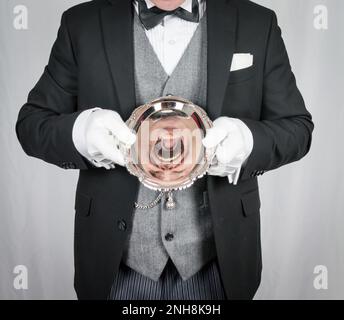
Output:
[
  {"xmin": 100, "ymin": 0, "xmax": 136, "ymax": 119},
  {"xmin": 207, "ymin": 0, "xmax": 238, "ymax": 120},
  {"xmin": 100, "ymin": 0, "xmax": 237, "ymax": 120}
]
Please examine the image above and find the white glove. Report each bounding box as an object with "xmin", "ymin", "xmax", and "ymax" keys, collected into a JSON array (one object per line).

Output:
[
  {"xmin": 202, "ymin": 117, "xmax": 253, "ymax": 184},
  {"xmin": 72, "ymin": 108, "xmax": 136, "ymax": 169}
]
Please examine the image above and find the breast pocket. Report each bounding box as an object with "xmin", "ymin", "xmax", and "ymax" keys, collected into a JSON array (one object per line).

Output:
[
  {"xmin": 228, "ymin": 64, "xmax": 256, "ymax": 84},
  {"xmin": 222, "ymin": 64, "xmax": 259, "ymax": 118}
]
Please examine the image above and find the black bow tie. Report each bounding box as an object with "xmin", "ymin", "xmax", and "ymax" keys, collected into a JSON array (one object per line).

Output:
[{"xmin": 137, "ymin": 0, "xmax": 200, "ymax": 30}]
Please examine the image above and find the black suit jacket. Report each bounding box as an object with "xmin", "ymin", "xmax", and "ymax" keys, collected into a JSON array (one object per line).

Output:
[{"xmin": 16, "ymin": 0, "xmax": 314, "ymax": 300}]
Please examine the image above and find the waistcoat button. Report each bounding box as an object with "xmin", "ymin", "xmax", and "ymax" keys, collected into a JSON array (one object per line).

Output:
[{"xmin": 164, "ymin": 233, "xmax": 174, "ymax": 241}]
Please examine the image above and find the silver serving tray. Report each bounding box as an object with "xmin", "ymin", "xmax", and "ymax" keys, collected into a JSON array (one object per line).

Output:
[{"xmin": 122, "ymin": 96, "xmax": 215, "ymax": 191}]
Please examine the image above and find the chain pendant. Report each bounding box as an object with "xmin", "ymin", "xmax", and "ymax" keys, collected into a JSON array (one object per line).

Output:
[
  {"xmin": 165, "ymin": 191, "xmax": 176, "ymax": 210},
  {"xmin": 135, "ymin": 191, "xmax": 164, "ymax": 210},
  {"xmin": 135, "ymin": 190, "xmax": 177, "ymax": 211}
]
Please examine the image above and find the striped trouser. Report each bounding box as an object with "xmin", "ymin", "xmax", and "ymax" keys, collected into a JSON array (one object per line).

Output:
[{"xmin": 109, "ymin": 259, "xmax": 227, "ymax": 300}]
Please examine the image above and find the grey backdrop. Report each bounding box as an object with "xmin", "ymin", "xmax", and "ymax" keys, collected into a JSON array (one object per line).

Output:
[{"xmin": 1, "ymin": 0, "xmax": 343, "ymax": 300}]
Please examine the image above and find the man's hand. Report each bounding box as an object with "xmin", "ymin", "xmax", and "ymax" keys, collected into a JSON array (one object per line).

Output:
[
  {"xmin": 73, "ymin": 109, "xmax": 136, "ymax": 169},
  {"xmin": 202, "ymin": 117, "xmax": 253, "ymax": 184}
]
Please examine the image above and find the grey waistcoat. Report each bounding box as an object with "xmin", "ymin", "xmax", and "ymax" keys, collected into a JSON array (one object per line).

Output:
[{"xmin": 122, "ymin": 13, "xmax": 216, "ymax": 281}]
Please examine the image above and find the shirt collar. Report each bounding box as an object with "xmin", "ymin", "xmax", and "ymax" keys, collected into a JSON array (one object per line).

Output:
[{"xmin": 145, "ymin": 0, "xmax": 194, "ymax": 13}]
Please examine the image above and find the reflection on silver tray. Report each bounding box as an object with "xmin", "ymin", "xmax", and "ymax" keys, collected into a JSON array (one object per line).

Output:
[{"xmin": 122, "ymin": 96, "xmax": 215, "ymax": 191}]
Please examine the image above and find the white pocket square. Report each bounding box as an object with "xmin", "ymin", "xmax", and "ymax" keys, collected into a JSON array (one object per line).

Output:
[{"xmin": 230, "ymin": 53, "xmax": 253, "ymax": 72}]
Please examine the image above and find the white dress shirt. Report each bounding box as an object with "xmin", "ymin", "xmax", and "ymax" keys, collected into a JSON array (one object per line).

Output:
[
  {"xmin": 133, "ymin": 0, "xmax": 206, "ymax": 75},
  {"xmin": 72, "ymin": 0, "xmax": 253, "ymax": 184}
]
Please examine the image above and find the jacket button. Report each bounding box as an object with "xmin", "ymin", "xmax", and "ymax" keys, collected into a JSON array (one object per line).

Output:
[
  {"xmin": 117, "ymin": 219, "xmax": 127, "ymax": 231},
  {"xmin": 164, "ymin": 233, "xmax": 174, "ymax": 241},
  {"xmin": 68, "ymin": 162, "xmax": 77, "ymax": 169},
  {"xmin": 61, "ymin": 162, "xmax": 76, "ymax": 169}
]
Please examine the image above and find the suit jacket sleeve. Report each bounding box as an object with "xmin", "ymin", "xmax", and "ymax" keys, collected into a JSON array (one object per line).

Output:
[
  {"xmin": 240, "ymin": 12, "xmax": 314, "ymax": 180},
  {"xmin": 16, "ymin": 12, "xmax": 89, "ymax": 170}
]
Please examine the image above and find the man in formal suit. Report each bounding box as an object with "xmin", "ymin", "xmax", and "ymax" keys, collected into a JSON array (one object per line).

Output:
[{"xmin": 16, "ymin": 0, "xmax": 314, "ymax": 300}]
